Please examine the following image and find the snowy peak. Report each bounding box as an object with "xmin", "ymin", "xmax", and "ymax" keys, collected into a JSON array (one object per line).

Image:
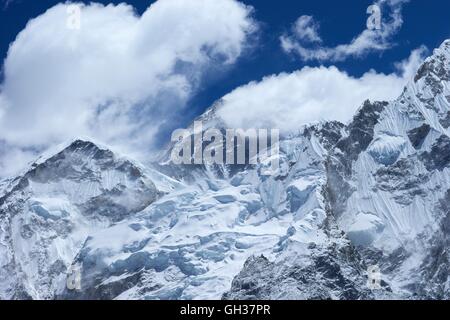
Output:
[
  {"xmin": 415, "ymin": 40, "xmax": 450, "ymax": 85},
  {"xmin": 30, "ymin": 139, "xmax": 135, "ymax": 181},
  {"xmin": 406, "ymin": 40, "xmax": 450, "ymax": 121},
  {"xmin": 1, "ymin": 138, "xmax": 162, "ymax": 221}
]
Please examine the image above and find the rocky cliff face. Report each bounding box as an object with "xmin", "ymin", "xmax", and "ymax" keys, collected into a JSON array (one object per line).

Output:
[{"xmin": 1, "ymin": 41, "xmax": 449, "ymax": 300}]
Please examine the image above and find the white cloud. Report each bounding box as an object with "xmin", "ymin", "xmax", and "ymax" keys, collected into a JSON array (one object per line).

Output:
[
  {"xmin": 0, "ymin": 144, "xmax": 37, "ymax": 178},
  {"xmin": 0, "ymin": 0, "xmax": 256, "ymax": 176},
  {"xmin": 281, "ymin": 0, "xmax": 408, "ymax": 62},
  {"xmin": 217, "ymin": 47, "xmax": 427, "ymax": 131}
]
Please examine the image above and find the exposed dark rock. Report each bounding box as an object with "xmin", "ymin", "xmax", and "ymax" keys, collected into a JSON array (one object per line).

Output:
[
  {"xmin": 374, "ymin": 157, "xmax": 430, "ymax": 205},
  {"xmin": 336, "ymin": 100, "xmax": 388, "ymax": 171},
  {"xmin": 420, "ymin": 135, "xmax": 450, "ymax": 171},
  {"xmin": 303, "ymin": 121, "xmax": 345, "ymax": 152},
  {"xmin": 440, "ymin": 112, "xmax": 450, "ymax": 128},
  {"xmin": 223, "ymin": 246, "xmax": 379, "ymax": 300},
  {"xmin": 408, "ymin": 124, "xmax": 431, "ymax": 149}
]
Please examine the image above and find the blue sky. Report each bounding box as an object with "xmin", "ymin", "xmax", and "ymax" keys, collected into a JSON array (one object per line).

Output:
[{"xmin": 0, "ymin": 0, "xmax": 449, "ymax": 176}]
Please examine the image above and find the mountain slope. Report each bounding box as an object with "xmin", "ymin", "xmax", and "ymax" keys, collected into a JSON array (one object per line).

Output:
[{"xmin": 0, "ymin": 139, "xmax": 163, "ymax": 299}]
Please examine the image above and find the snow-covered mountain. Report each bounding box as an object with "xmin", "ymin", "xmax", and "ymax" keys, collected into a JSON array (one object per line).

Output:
[{"xmin": 1, "ymin": 40, "xmax": 449, "ymax": 300}]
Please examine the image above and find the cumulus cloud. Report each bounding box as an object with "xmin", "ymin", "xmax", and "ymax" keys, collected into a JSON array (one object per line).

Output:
[
  {"xmin": 217, "ymin": 47, "xmax": 427, "ymax": 131},
  {"xmin": 281, "ymin": 0, "xmax": 408, "ymax": 62},
  {"xmin": 0, "ymin": 0, "xmax": 256, "ymax": 176}
]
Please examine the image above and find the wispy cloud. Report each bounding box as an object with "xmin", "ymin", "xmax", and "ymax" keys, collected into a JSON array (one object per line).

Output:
[
  {"xmin": 280, "ymin": 0, "xmax": 409, "ymax": 62},
  {"xmin": 291, "ymin": 15, "xmax": 322, "ymax": 44}
]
